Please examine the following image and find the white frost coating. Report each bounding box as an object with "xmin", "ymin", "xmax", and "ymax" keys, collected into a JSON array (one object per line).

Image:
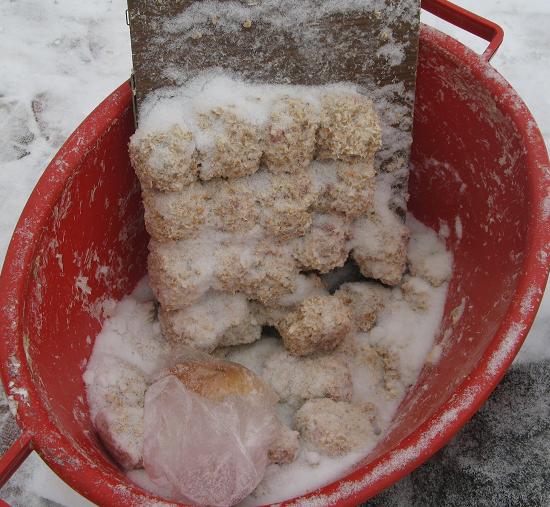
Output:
[
  {"xmin": 7, "ymin": 396, "xmax": 18, "ymax": 417},
  {"xmin": 277, "ymin": 275, "xmax": 326, "ymax": 307},
  {"xmin": 376, "ymin": 29, "xmax": 406, "ymax": 67},
  {"xmin": 238, "ymin": 221, "xmax": 451, "ymax": 504},
  {"xmin": 487, "ymin": 322, "xmax": 526, "ymax": 376},
  {"xmin": 160, "ymin": 292, "xmax": 251, "ymax": 350},
  {"xmin": 407, "ymin": 215, "xmax": 453, "ymax": 287},
  {"xmin": 75, "ymin": 275, "xmax": 92, "ymax": 296},
  {"xmin": 136, "ymin": 72, "xmax": 357, "ymax": 140},
  {"xmin": 3, "ymin": 1, "xmax": 550, "ymax": 505},
  {"xmin": 368, "ymin": 282, "xmax": 448, "ymax": 390},
  {"xmin": 56, "ymin": 253, "xmax": 64, "ymax": 272},
  {"xmin": 164, "ymin": 0, "xmax": 418, "ymax": 34},
  {"xmin": 454, "ymin": 215, "xmax": 463, "ymax": 240},
  {"xmin": 10, "ymin": 387, "xmax": 28, "ymax": 402},
  {"xmin": 520, "ymin": 285, "xmax": 539, "ymax": 317}
]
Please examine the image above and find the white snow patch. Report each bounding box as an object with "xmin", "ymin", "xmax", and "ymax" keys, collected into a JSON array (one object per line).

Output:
[
  {"xmin": 454, "ymin": 215, "xmax": 463, "ymax": 240},
  {"xmin": 487, "ymin": 322, "xmax": 526, "ymax": 376},
  {"xmin": 520, "ymin": 285, "xmax": 539, "ymax": 317},
  {"xmin": 75, "ymin": 275, "xmax": 92, "ymax": 296}
]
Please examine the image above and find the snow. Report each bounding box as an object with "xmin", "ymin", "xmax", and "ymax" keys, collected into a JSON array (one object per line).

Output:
[
  {"xmin": 164, "ymin": 0, "xmax": 418, "ymax": 35},
  {"xmin": 0, "ymin": 0, "xmax": 549, "ymax": 505}
]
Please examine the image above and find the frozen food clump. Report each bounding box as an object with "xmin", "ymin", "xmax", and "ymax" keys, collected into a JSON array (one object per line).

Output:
[
  {"xmin": 311, "ymin": 161, "xmax": 376, "ymax": 219},
  {"xmin": 196, "ymin": 108, "xmax": 265, "ymax": 181},
  {"xmin": 262, "ymin": 351, "xmax": 353, "ymax": 406},
  {"xmin": 218, "ymin": 313, "xmax": 264, "ymax": 348},
  {"xmin": 275, "ymin": 295, "xmax": 352, "ymax": 356},
  {"xmin": 268, "ymin": 422, "xmax": 300, "ymax": 465},
  {"xmin": 316, "ymin": 92, "xmax": 382, "ymax": 162},
  {"xmin": 147, "ymin": 238, "xmax": 217, "ymax": 310},
  {"xmin": 84, "ymin": 355, "xmax": 148, "ymax": 410},
  {"xmin": 144, "ymin": 359, "xmax": 278, "ymax": 506},
  {"xmin": 259, "ymin": 170, "xmax": 316, "ymax": 241},
  {"xmin": 351, "ymin": 207, "xmax": 409, "ymax": 286},
  {"xmin": 294, "ymin": 398, "xmax": 376, "ymax": 457},
  {"xmin": 210, "ymin": 178, "xmax": 260, "ymax": 234},
  {"xmin": 129, "ymin": 124, "xmax": 198, "ymax": 192},
  {"xmin": 262, "ymin": 97, "xmax": 319, "ymax": 173},
  {"xmin": 335, "ymin": 281, "xmax": 391, "ymax": 332},
  {"xmin": 401, "ymin": 275, "xmax": 432, "ymax": 311},
  {"xmin": 292, "ymin": 213, "xmax": 351, "ymax": 273},
  {"xmin": 276, "ymin": 273, "xmax": 326, "ymax": 308},
  {"xmin": 217, "ymin": 240, "xmax": 300, "ymax": 307},
  {"xmin": 83, "ymin": 356, "xmax": 148, "ymax": 470},
  {"xmin": 95, "ymin": 406, "xmax": 144, "ymax": 470},
  {"xmin": 142, "ymin": 183, "xmax": 210, "ymax": 241},
  {"xmin": 158, "ymin": 292, "xmax": 261, "ymax": 351}
]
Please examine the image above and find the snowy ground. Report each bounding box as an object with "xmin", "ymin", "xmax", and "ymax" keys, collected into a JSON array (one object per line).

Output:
[{"xmin": 0, "ymin": 0, "xmax": 548, "ymax": 505}]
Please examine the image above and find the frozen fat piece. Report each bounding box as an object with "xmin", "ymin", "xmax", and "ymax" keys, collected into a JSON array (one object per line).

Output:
[
  {"xmin": 143, "ymin": 361, "xmax": 278, "ymax": 505},
  {"xmin": 148, "ymin": 238, "xmax": 217, "ymax": 310},
  {"xmin": 263, "ymin": 97, "xmax": 319, "ymax": 173},
  {"xmin": 276, "ymin": 273, "xmax": 327, "ymax": 308},
  {"xmin": 311, "ymin": 160, "xmax": 376, "ymax": 219},
  {"xmin": 95, "ymin": 406, "xmax": 144, "ymax": 470},
  {"xmin": 218, "ymin": 240, "xmax": 300, "ymax": 307},
  {"xmin": 218, "ymin": 314, "xmax": 263, "ymax": 348},
  {"xmin": 276, "ymin": 295, "xmax": 352, "ymax": 356},
  {"xmin": 268, "ymin": 422, "xmax": 300, "ymax": 465},
  {"xmin": 215, "ymin": 169, "xmax": 315, "ymax": 240},
  {"xmin": 337, "ymin": 337, "xmax": 403, "ymax": 398},
  {"xmin": 150, "ymin": 234, "xmax": 303, "ymax": 311},
  {"xmin": 196, "ymin": 107, "xmax": 264, "ymax": 180},
  {"xmin": 294, "ymin": 399, "xmax": 376, "ymax": 457},
  {"xmin": 258, "ymin": 170, "xmax": 316, "ymax": 241},
  {"xmin": 292, "ymin": 213, "xmax": 350, "ymax": 274},
  {"xmin": 401, "ymin": 275, "xmax": 432, "ymax": 311},
  {"xmin": 146, "ymin": 168, "xmax": 317, "ymax": 243},
  {"xmin": 159, "ymin": 292, "xmax": 261, "ymax": 351},
  {"xmin": 129, "ymin": 124, "xmax": 198, "ymax": 192},
  {"xmin": 85, "ymin": 357, "xmax": 149, "ymax": 471},
  {"xmin": 335, "ymin": 281, "xmax": 391, "ymax": 332},
  {"xmin": 316, "ymin": 92, "xmax": 382, "ymax": 162},
  {"xmin": 371, "ymin": 345, "xmax": 403, "ymax": 398},
  {"xmin": 142, "ymin": 183, "xmax": 209, "ymax": 241},
  {"xmin": 351, "ymin": 209, "xmax": 409, "ymax": 286},
  {"xmin": 210, "ymin": 178, "xmax": 260, "ymax": 234},
  {"xmin": 263, "ymin": 351, "xmax": 353, "ymax": 406}
]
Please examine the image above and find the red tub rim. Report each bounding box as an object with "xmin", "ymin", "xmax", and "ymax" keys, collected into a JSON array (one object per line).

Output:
[{"xmin": 0, "ymin": 23, "xmax": 549, "ymax": 507}]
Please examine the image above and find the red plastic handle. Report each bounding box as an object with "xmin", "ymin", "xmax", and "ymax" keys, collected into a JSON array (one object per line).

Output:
[
  {"xmin": 0, "ymin": 432, "xmax": 33, "ymax": 492},
  {"xmin": 422, "ymin": 0, "xmax": 504, "ymax": 62}
]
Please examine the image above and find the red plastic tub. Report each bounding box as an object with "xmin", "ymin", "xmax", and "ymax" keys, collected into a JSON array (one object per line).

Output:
[{"xmin": 0, "ymin": 1, "xmax": 549, "ymax": 505}]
